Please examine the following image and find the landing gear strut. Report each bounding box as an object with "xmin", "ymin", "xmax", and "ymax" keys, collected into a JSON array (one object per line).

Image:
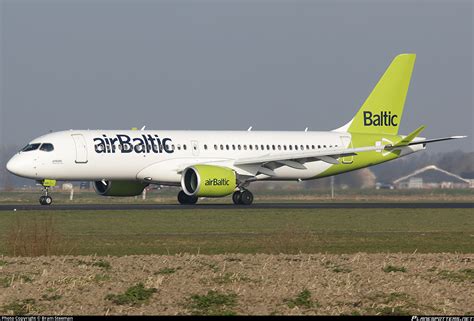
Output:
[
  {"xmin": 38, "ymin": 179, "xmax": 56, "ymax": 206},
  {"xmin": 177, "ymin": 190, "xmax": 198, "ymax": 205},
  {"xmin": 39, "ymin": 187, "xmax": 53, "ymax": 206},
  {"xmin": 232, "ymin": 189, "xmax": 253, "ymax": 205}
]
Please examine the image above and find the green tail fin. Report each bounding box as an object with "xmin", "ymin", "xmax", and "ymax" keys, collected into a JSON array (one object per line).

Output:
[{"xmin": 339, "ymin": 54, "xmax": 416, "ymax": 135}]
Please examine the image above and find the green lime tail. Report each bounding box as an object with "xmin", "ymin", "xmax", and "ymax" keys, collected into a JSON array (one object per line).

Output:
[{"xmin": 335, "ymin": 53, "xmax": 416, "ymax": 135}]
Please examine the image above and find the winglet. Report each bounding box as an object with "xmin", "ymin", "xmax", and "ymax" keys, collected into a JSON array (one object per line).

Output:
[{"xmin": 393, "ymin": 125, "xmax": 426, "ymax": 147}]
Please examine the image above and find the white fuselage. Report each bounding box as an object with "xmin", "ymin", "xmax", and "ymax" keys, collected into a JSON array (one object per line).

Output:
[{"xmin": 7, "ymin": 130, "xmax": 358, "ymax": 184}]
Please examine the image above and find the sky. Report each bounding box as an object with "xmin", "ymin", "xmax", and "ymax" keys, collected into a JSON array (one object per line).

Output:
[{"xmin": 1, "ymin": 0, "xmax": 473, "ymax": 153}]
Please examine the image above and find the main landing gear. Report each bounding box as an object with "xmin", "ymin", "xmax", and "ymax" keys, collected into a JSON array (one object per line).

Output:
[
  {"xmin": 232, "ymin": 189, "xmax": 254, "ymax": 205},
  {"xmin": 177, "ymin": 190, "xmax": 254, "ymax": 205},
  {"xmin": 177, "ymin": 190, "xmax": 198, "ymax": 205},
  {"xmin": 39, "ymin": 187, "xmax": 53, "ymax": 206}
]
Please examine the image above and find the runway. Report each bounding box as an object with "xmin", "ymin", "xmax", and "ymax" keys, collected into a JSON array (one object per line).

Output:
[{"xmin": 0, "ymin": 202, "xmax": 472, "ymax": 211}]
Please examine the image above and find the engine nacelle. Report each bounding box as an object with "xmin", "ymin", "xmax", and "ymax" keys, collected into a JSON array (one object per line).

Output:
[
  {"xmin": 93, "ymin": 180, "xmax": 148, "ymax": 197},
  {"xmin": 181, "ymin": 165, "xmax": 237, "ymax": 197}
]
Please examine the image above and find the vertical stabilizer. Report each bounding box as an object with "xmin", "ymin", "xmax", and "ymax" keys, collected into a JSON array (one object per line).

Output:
[{"xmin": 334, "ymin": 54, "xmax": 416, "ymax": 135}]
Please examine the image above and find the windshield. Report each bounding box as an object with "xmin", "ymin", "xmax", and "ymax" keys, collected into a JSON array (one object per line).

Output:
[
  {"xmin": 40, "ymin": 143, "xmax": 54, "ymax": 152},
  {"xmin": 21, "ymin": 143, "xmax": 41, "ymax": 152}
]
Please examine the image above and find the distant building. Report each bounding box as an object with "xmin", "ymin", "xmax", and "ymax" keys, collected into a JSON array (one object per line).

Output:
[{"xmin": 393, "ymin": 165, "xmax": 471, "ymax": 189}]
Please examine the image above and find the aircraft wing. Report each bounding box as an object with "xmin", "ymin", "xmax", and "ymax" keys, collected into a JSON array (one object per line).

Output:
[
  {"xmin": 234, "ymin": 145, "xmax": 383, "ymax": 167},
  {"xmin": 385, "ymin": 135, "xmax": 467, "ymax": 150},
  {"xmin": 407, "ymin": 136, "xmax": 467, "ymax": 146},
  {"xmin": 234, "ymin": 135, "xmax": 466, "ymax": 176}
]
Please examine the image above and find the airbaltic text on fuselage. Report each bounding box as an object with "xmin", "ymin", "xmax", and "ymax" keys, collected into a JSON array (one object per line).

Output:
[
  {"xmin": 363, "ymin": 111, "xmax": 398, "ymax": 126},
  {"xmin": 93, "ymin": 134, "xmax": 174, "ymax": 154}
]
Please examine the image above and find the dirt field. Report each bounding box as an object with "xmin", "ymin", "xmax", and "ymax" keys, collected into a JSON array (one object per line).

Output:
[{"xmin": 0, "ymin": 253, "xmax": 472, "ymax": 315}]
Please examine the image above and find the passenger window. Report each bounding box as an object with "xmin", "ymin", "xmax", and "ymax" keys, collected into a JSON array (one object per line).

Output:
[
  {"xmin": 177, "ymin": 144, "xmax": 181, "ymax": 150},
  {"xmin": 232, "ymin": 144, "xmax": 236, "ymax": 150},
  {"xmin": 226, "ymin": 144, "xmax": 229, "ymax": 150},
  {"xmin": 306, "ymin": 145, "xmax": 310, "ymax": 150},
  {"xmin": 266, "ymin": 145, "xmax": 270, "ymax": 150},
  {"xmin": 40, "ymin": 143, "xmax": 54, "ymax": 152},
  {"xmin": 311, "ymin": 145, "xmax": 315, "ymax": 149},
  {"xmin": 283, "ymin": 145, "xmax": 287, "ymax": 150},
  {"xmin": 289, "ymin": 145, "xmax": 292, "ymax": 150},
  {"xmin": 300, "ymin": 145, "xmax": 304, "ymax": 150},
  {"xmin": 255, "ymin": 145, "xmax": 259, "ymax": 150},
  {"xmin": 249, "ymin": 145, "xmax": 253, "ymax": 150},
  {"xmin": 214, "ymin": 144, "xmax": 217, "ymax": 150},
  {"xmin": 318, "ymin": 145, "xmax": 321, "ymax": 149},
  {"xmin": 183, "ymin": 145, "xmax": 187, "ymax": 150},
  {"xmin": 244, "ymin": 145, "xmax": 247, "ymax": 150},
  {"xmin": 238, "ymin": 145, "xmax": 241, "ymax": 150},
  {"xmin": 220, "ymin": 145, "xmax": 224, "ymax": 150},
  {"xmin": 278, "ymin": 145, "xmax": 281, "ymax": 150},
  {"xmin": 261, "ymin": 145, "xmax": 265, "ymax": 150},
  {"xmin": 295, "ymin": 145, "xmax": 298, "ymax": 150},
  {"xmin": 203, "ymin": 144, "xmax": 207, "ymax": 150}
]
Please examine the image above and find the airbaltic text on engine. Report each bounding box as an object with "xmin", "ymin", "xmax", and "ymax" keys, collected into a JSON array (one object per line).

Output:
[
  {"xmin": 205, "ymin": 178, "xmax": 230, "ymax": 186},
  {"xmin": 363, "ymin": 111, "xmax": 398, "ymax": 126},
  {"xmin": 93, "ymin": 134, "xmax": 173, "ymax": 154}
]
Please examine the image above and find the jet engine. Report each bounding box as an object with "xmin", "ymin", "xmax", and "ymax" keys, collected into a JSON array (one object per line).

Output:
[{"xmin": 181, "ymin": 165, "xmax": 237, "ymax": 197}]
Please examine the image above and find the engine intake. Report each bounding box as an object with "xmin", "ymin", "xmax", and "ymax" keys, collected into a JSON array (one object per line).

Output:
[{"xmin": 181, "ymin": 165, "xmax": 237, "ymax": 197}]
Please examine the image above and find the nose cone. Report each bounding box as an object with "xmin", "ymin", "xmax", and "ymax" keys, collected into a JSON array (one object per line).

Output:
[
  {"xmin": 7, "ymin": 155, "xmax": 20, "ymax": 175},
  {"xmin": 6, "ymin": 154, "xmax": 36, "ymax": 178}
]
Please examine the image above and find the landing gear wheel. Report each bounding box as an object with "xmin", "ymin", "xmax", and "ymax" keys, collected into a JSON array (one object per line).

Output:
[
  {"xmin": 44, "ymin": 196, "xmax": 53, "ymax": 205},
  {"xmin": 177, "ymin": 191, "xmax": 198, "ymax": 205},
  {"xmin": 39, "ymin": 195, "xmax": 52, "ymax": 205},
  {"xmin": 240, "ymin": 190, "xmax": 254, "ymax": 205},
  {"xmin": 232, "ymin": 191, "xmax": 242, "ymax": 205}
]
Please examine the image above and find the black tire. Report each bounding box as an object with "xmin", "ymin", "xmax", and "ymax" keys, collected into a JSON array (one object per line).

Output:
[
  {"xmin": 178, "ymin": 191, "xmax": 188, "ymax": 204},
  {"xmin": 232, "ymin": 191, "xmax": 242, "ymax": 205},
  {"xmin": 39, "ymin": 196, "xmax": 45, "ymax": 205},
  {"xmin": 187, "ymin": 195, "xmax": 198, "ymax": 205},
  {"xmin": 44, "ymin": 196, "xmax": 53, "ymax": 205},
  {"xmin": 178, "ymin": 191, "xmax": 198, "ymax": 205},
  {"xmin": 240, "ymin": 190, "xmax": 253, "ymax": 205}
]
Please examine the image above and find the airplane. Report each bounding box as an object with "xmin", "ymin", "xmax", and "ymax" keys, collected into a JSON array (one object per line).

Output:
[{"xmin": 5, "ymin": 53, "xmax": 466, "ymax": 205}]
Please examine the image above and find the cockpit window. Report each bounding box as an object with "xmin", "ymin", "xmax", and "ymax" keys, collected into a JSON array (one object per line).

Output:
[
  {"xmin": 40, "ymin": 143, "xmax": 54, "ymax": 152},
  {"xmin": 21, "ymin": 143, "xmax": 41, "ymax": 152}
]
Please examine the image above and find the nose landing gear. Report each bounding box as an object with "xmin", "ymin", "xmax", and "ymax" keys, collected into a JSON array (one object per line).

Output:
[
  {"xmin": 38, "ymin": 179, "xmax": 56, "ymax": 206},
  {"xmin": 39, "ymin": 193, "xmax": 53, "ymax": 206}
]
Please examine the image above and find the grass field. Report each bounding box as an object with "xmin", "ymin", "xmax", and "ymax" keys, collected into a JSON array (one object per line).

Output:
[{"xmin": 1, "ymin": 208, "xmax": 472, "ymax": 256}]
